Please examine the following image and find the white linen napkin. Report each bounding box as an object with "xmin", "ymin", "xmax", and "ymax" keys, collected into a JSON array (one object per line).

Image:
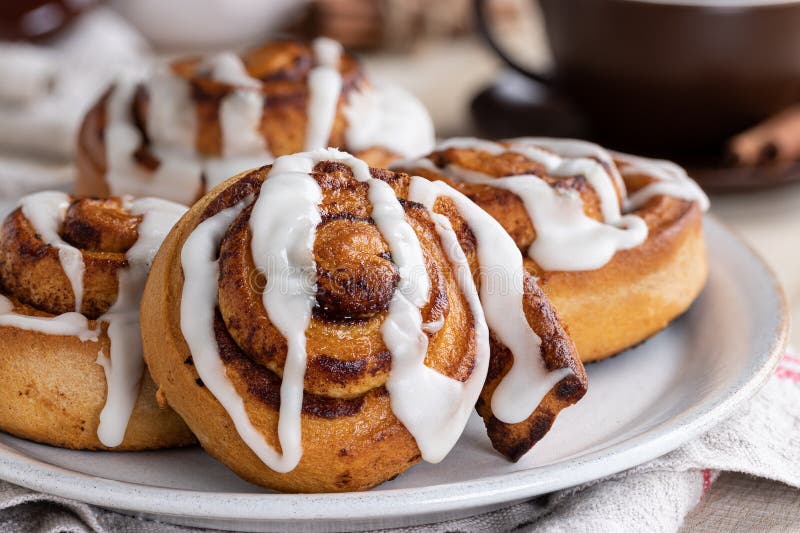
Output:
[{"xmin": 0, "ymin": 352, "xmax": 797, "ymax": 533}]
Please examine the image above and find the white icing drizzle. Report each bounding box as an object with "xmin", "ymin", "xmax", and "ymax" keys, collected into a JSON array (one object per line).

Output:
[
  {"xmin": 179, "ymin": 148, "xmax": 496, "ymax": 469},
  {"xmin": 408, "ymin": 157, "xmax": 647, "ymax": 271},
  {"xmin": 145, "ymin": 67, "xmax": 197, "ymax": 154},
  {"xmin": 4, "ymin": 193, "xmax": 185, "ymax": 447},
  {"xmin": 0, "ymin": 295, "xmax": 99, "ymax": 341},
  {"xmin": 508, "ymin": 138, "xmax": 628, "ymax": 222},
  {"xmin": 407, "ymin": 177, "xmax": 571, "ymax": 425},
  {"xmin": 95, "ymin": 198, "xmax": 186, "ymax": 447},
  {"xmin": 206, "ymin": 53, "xmax": 273, "ymax": 165},
  {"xmin": 20, "ymin": 192, "xmax": 85, "ymax": 313},
  {"xmin": 381, "ymin": 209, "xmax": 487, "ymax": 461},
  {"xmin": 398, "ymin": 137, "xmax": 707, "ymax": 272},
  {"xmin": 180, "ymin": 199, "xmax": 305, "ymax": 470},
  {"xmin": 105, "ymin": 57, "xmax": 272, "ymax": 205},
  {"xmin": 508, "ymin": 178, "xmax": 645, "ymax": 271},
  {"xmin": 261, "ymin": 149, "xmax": 488, "ymax": 463},
  {"xmin": 205, "ymin": 53, "xmax": 261, "ymax": 88},
  {"xmin": 248, "ymin": 153, "xmax": 323, "ymax": 472},
  {"xmin": 344, "ymin": 84, "xmax": 436, "ymax": 159},
  {"xmin": 421, "ymin": 316, "xmax": 445, "ymax": 334},
  {"xmin": 266, "ymin": 149, "xmax": 485, "ymax": 462},
  {"xmin": 430, "ymin": 137, "xmax": 628, "ymax": 223},
  {"xmin": 402, "ymin": 179, "xmax": 493, "ymax": 460},
  {"xmin": 616, "ymin": 152, "xmax": 710, "ymax": 212},
  {"xmin": 105, "ymin": 74, "xmax": 203, "ymax": 205},
  {"xmin": 436, "ymin": 137, "xmax": 507, "ymax": 154},
  {"xmin": 304, "ymin": 37, "xmax": 343, "ymax": 151},
  {"xmin": 102, "ymin": 38, "xmax": 436, "ymax": 203}
]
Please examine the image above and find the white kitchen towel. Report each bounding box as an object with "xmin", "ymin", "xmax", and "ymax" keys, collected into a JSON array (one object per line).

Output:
[{"xmin": 0, "ymin": 352, "xmax": 798, "ymax": 533}]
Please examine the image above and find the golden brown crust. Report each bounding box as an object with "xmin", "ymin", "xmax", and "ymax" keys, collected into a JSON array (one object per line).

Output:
[
  {"xmin": 166, "ymin": 40, "xmax": 363, "ymax": 158},
  {"xmin": 75, "ymin": 40, "xmax": 401, "ymax": 203},
  {"xmin": 0, "ymin": 208, "xmax": 122, "ymax": 319},
  {"xmin": 0, "ymin": 308, "xmax": 193, "ymax": 451},
  {"xmin": 0, "ymin": 196, "xmax": 195, "ymax": 450},
  {"xmin": 62, "ymin": 197, "xmax": 141, "ymax": 252},
  {"xmin": 397, "ymin": 145, "xmax": 708, "ymax": 363},
  {"xmin": 476, "ymin": 275, "xmax": 588, "ymax": 461},
  {"xmin": 141, "ymin": 163, "xmax": 587, "ymax": 491},
  {"xmin": 143, "ymin": 168, "xmax": 423, "ymax": 492}
]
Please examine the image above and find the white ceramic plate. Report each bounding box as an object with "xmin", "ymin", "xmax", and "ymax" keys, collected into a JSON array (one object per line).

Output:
[{"xmin": 0, "ymin": 217, "xmax": 787, "ymax": 532}]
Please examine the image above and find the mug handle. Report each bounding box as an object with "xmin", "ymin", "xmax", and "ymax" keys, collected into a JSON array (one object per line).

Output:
[{"xmin": 473, "ymin": 0, "xmax": 553, "ymax": 85}]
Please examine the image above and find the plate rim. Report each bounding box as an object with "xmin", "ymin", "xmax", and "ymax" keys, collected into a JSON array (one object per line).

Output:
[{"xmin": 0, "ymin": 215, "xmax": 788, "ymax": 522}]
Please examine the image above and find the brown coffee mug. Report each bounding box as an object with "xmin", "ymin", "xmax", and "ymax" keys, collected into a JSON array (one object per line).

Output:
[{"xmin": 475, "ymin": 0, "xmax": 800, "ymax": 157}]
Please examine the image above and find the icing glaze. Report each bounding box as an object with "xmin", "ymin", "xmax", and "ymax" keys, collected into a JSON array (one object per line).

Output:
[
  {"xmin": 382, "ymin": 193, "xmax": 490, "ymax": 462},
  {"xmin": 20, "ymin": 192, "xmax": 85, "ymax": 313},
  {"xmin": 179, "ymin": 199, "xmax": 306, "ymax": 470},
  {"xmin": 616, "ymin": 152, "xmax": 710, "ymax": 211},
  {"xmin": 0, "ymin": 296, "xmax": 99, "ymax": 341},
  {"xmin": 204, "ymin": 53, "xmax": 261, "ymax": 88},
  {"xmin": 421, "ymin": 316, "xmax": 445, "ymax": 334},
  {"xmin": 181, "ymin": 199, "xmax": 320, "ymax": 472},
  {"xmin": 179, "ymin": 149, "xmax": 508, "ymax": 469},
  {"xmin": 206, "ymin": 53, "xmax": 273, "ymax": 165},
  {"xmin": 408, "ymin": 177, "xmax": 571, "ymax": 424},
  {"xmin": 105, "ymin": 58, "xmax": 273, "ymax": 205},
  {"xmin": 344, "ymin": 84, "xmax": 435, "ymax": 159},
  {"xmin": 399, "ymin": 137, "xmax": 708, "ymax": 272},
  {"xmin": 409, "ymin": 157, "xmax": 647, "ymax": 271},
  {"xmin": 145, "ymin": 68, "xmax": 197, "ymax": 153},
  {"xmin": 267, "ymin": 150, "xmax": 485, "ymax": 463},
  {"xmin": 304, "ymin": 37, "xmax": 343, "ymax": 151},
  {"xmin": 249, "ymin": 154, "xmax": 323, "ymax": 472},
  {"xmin": 96, "ymin": 198, "xmax": 186, "ymax": 447},
  {"xmin": 105, "ymin": 74, "xmax": 203, "ymax": 204},
  {"xmin": 5, "ymin": 193, "xmax": 185, "ymax": 447},
  {"xmin": 101, "ymin": 38, "xmax": 435, "ymax": 204},
  {"xmin": 507, "ymin": 138, "xmax": 627, "ymax": 222}
]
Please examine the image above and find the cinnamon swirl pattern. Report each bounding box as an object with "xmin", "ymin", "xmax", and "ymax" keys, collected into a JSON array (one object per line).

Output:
[
  {"xmin": 141, "ymin": 149, "xmax": 587, "ymax": 492},
  {"xmin": 0, "ymin": 192, "xmax": 194, "ymax": 450},
  {"xmin": 395, "ymin": 137, "xmax": 710, "ymax": 362},
  {"xmin": 76, "ymin": 39, "xmax": 435, "ymax": 205}
]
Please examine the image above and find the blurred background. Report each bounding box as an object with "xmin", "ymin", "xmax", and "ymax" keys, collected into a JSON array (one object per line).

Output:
[
  {"xmin": 0, "ymin": 0, "xmax": 798, "ymax": 341},
  {"xmin": 0, "ymin": 0, "xmax": 511, "ymax": 168},
  {"xmin": 4, "ymin": 0, "xmax": 800, "ymax": 184}
]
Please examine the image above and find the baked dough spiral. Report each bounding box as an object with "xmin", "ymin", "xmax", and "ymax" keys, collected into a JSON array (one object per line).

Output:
[
  {"xmin": 0, "ymin": 192, "xmax": 195, "ymax": 450},
  {"xmin": 76, "ymin": 38, "xmax": 434, "ymax": 205},
  {"xmin": 394, "ymin": 138, "xmax": 710, "ymax": 362},
  {"xmin": 141, "ymin": 149, "xmax": 587, "ymax": 493}
]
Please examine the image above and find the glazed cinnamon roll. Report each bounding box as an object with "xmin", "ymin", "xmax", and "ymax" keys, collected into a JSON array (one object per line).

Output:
[
  {"xmin": 0, "ymin": 192, "xmax": 195, "ymax": 450},
  {"xmin": 141, "ymin": 149, "xmax": 587, "ymax": 492},
  {"xmin": 75, "ymin": 38, "xmax": 434, "ymax": 205},
  {"xmin": 395, "ymin": 138, "xmax": 710, "ymax": 363}
]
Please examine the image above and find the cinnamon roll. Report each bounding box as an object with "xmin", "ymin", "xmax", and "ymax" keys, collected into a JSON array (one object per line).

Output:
[
  {"xmin": 141, "ymin": 149, "xmax": 587, "ymax": 492},
  {"xmin": 0, "ymin": 192, "xmax": 195, "ymax": 450},
  {"xmin": 75, "ymin": 38, "xmax": 435, "ymax": 205},
  {"xmin": 395, "ymin": 138, "xmax": 709, "ymax": 363}
]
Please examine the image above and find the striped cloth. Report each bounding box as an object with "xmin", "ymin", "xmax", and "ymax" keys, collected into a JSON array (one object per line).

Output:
[{"xmin": 1, "ymin": 353, "xmax": 799, "ymax": 533}]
